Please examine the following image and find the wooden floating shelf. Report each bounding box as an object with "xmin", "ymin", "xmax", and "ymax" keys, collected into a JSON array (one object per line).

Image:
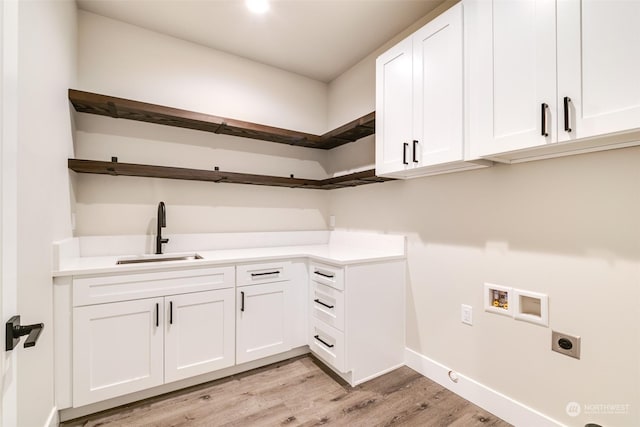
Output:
[
  {"xmin": 69, "ymin": 89, "xmax": 375, "ymax": 150},
  {"xmin": 68, "ymin": 159, "xmax": 393, "ymax": 190}
]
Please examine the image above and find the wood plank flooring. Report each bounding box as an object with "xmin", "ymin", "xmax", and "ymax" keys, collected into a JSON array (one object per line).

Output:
[{"xmin": 61, "ymin": 356, "xmax": 512, "ymax": 427}]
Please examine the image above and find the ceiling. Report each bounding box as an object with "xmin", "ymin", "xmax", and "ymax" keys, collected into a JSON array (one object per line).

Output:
[{"xmin": 76, "ymin": 0, "xmax": 445, "ymax": 83}]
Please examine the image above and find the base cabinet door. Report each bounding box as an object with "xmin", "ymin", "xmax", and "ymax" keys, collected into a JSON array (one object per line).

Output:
[
  {"xmin": 236, "ymin": 282, "xmax": 291, "ymax": 364},
  {"xmin": 73, "ymin": 298, "xmax": 164, "ymax": 407},
  {"xmin": 164, "ymin": 289, "xmax": 235, "ymax": 383}
]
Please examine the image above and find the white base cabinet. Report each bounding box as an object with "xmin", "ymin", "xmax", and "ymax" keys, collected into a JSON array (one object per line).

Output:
[
  {"xmin": 73, "ymin": 297, "xmax": 164, "ymax": 407},
  {"xmin": 308, "ymin": 260, "xmax": 405, "ymax": 386},
  {"xmin": 70, "ymin": 266, "xmax": 236, "ymax": 407},
  {"xmin": 165, "ymin": 288, "xmax": 236, "ymax": 383},
  {"xmin": 236, "ymin": 282, "xmax": 291, "ymax": 364},
  {"xmin": 59, "ymin": 253, "xmax": 400, "ymax": 410}
]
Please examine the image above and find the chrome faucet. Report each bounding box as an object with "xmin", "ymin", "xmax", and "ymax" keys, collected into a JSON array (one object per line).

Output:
[{"xmin": 155, "ymin": 201, "xmax": 169, "ymax": 254}]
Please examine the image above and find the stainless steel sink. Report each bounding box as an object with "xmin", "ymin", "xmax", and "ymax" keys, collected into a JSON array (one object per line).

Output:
[{"xmin": 116, "ymin": 253, "xmax": 203, "ymax": 265}]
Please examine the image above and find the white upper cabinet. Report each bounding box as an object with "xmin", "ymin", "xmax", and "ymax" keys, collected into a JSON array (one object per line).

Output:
[
  {"xmin": 467, "ymin": 0, "xmax": 556, "ymax": 156},
  {"xmin": 376, "ymin": 3, "xmax": 490, "ymax": 178},
  {"xmin": 467, "ymin": 0, "xmax": 640, "ymax": 161},
  {"xmin": 557, "ymin": 0, "xmax": 640, "ymax": 142},
  {"xmin": 376, "ymin": 37, "xmax": 413, "ymax": 176}
]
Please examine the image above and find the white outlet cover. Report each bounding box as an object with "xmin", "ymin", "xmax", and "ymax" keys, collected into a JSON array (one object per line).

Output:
[
  {"xmin": 513, "ymin": 288, "xmax": 549, "ymax": 327},
  {"xmin": 461, "ymin": 304, "xmax": 473, "ymax": 325}
]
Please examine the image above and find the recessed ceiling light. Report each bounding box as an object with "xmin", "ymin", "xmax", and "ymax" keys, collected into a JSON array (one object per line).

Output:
[{"xmin": 246, "ymin": 0, "xmax": 270, "ymax": 14}]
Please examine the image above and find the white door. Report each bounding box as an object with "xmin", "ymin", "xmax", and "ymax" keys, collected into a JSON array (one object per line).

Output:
[
  {"xmin": 73, "ymin": 298, "xmax": 164, "ymax": 407},
  {"xmin": 467, "ymin": 0, "xmax": 557, "ymax": 157},
  {"xmin": 236, "ymin": 282, "xmax": 291, "ymax": 364},
  {"xmin": 165, "ymin": 289, "xmax": 235, "ymax": 383},
  {"xmin": 557, "ymin": 0, "xmax": 640, "ymax": 142},
  {"xmin": 375, "ymin": 36, "xmax": 413, "ymax": 176},
  {"xmin": 1, "ymin": 0, "xmax": 19, "ymax": 425},
  {"xmin": 413, "ymin": 2, "xmax": 464, "ymax": 166}
]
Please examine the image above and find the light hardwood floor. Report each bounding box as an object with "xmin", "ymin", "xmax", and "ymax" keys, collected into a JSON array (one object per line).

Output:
[{"xmin": 62, "ymin": 356, "xmax": 512, "ymax": 426}]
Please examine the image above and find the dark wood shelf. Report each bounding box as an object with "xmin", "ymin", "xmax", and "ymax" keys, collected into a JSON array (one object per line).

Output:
[
  {"xmin": 68, "ymin": 159, "xmax": 392, "ymax": 190},
  {"xmin": 69, "ymin": 89, "xmax": 375, "ymax": 150}
]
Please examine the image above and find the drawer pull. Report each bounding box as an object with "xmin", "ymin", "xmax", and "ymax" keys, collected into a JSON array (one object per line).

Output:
[
  {"xmin": 251, "ymin": 271, "xmax": 280, "ymax": 277},
  {"xmin": 313, "ymin": 271, "xmax": 334, "ymax": 279},
  {"xmin": 314, "ymin": 334, "xmax": 334, "ymax": 348},
  {"xmin": 314, "ymin": 299, "xmax": 334, "ymax": 309}
]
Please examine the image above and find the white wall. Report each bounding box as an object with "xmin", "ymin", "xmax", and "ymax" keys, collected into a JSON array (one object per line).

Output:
[
  {"xmin": 78, "ymin": 11, "xmax": 328, "ymax": 135},
  {"xmin": 329, "ymin": 147, "xmax": 640, "ymax": 426},
  {"xmin": 325, "ymin": 4, "xmax": 640, "ymax": 424},
  {"xmin": 74, "ymin": 11, "xmax": 330, "ymax": 236},
  {"xmin": 17, "ymin": 1, "xmax": 76, "ymax": 425}
]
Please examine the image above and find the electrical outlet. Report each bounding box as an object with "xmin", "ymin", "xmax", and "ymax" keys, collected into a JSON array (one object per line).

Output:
[
  {"xmin": 461, "ymin": 304, "xmax": 473, "ymax": 325},
  {"xmin": 551, "ymin": 331, "xmax": 581, "ymax": 359}
]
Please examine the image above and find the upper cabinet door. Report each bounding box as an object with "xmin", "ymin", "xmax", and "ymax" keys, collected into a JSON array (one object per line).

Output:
[
  {"xmin": 413, "ymin": 2, "xmax": 464, "ymax": 166},
  {"xmin": 375, "ymin": 37, "xmax": 413, "ymax": 176},
  {"xmin": 557, "ymin": 0, "xmax": 640, "ymax": 142},
  {"xmin": 467, "ymin": 0, "xmax": 557, "ymax": 157}
]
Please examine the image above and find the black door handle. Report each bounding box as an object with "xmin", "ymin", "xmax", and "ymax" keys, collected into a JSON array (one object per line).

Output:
[
  {"xmin": 5, "ymin": 315, "xmax": 44, "ymax": 350},
  {"xmin": 240, "ymin": 291, "xmax": 245, "ymax": 312},
  {"xmin": 156, "ymin": 303, "xmax": 159, "ymax": 327},
  {"xmin": 169, "ymin": 301, "xmax": 173, "ymax": 325},
  {"xmin": 413, "ymin": 140, "xmax": 419, "ymax": 163},
  {"xmin": 402, "ymin": 142, "xmax": 409, "ymax": 165},
  {"xmin": 541, "ymin": 103, "xmax": 549, "ymax": 137},
  {"xmin": 564, "ymin": 96, "xmax": 572, "ymax": 133}
]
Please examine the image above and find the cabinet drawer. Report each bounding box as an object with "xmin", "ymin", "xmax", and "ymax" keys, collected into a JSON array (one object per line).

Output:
[
  {"xmin": 236, "ymin": 261, "xmax": 291, "ymax": 287},
  {"xmin": 311, "ymin": 281, "xmax": 344, "ymax": 331},
  {"xmin": 309, "ymin": 262, "xmax": 344, "ymax": 291},
  {"xmin": 309, "ymin": 318, "xmax": 345, "ymax": 373},
  {"xmin": 73, "ymin": 266, "xmax": 235, "ymax": 307}
]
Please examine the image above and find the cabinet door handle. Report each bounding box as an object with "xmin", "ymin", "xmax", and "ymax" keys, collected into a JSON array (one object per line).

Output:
[
  {"xmin": 563, "ymin": 96, "xmax": 572, "ymax": 133},
  {"xmin": 313, "ymin": 299, "xmax": 335, "ymax": 309},
  {"xmin": 541, "ymin": 103, "xmax": 549, "ymax": 137},
  {"xmin": 240, "ymin": 291, "xmax": 245, "ymax": 312},
  {"xmin": 169, "ymin": 301, "xmax": 173, "ymax": 325},
  {"xmin": 314, "ymin": 334, "xmax": 334, "ymax": 348},
  {"xmin": 313, "ymin": 271, "xmax": 334, "ymax": 279},
  {"xmin": 412, "ymin": 140, "xmax": 419, "ymax": 163},
  {"xmin": 402, "ymin": 142, "xmax": 409, "ymax": 165},
  {"xmin": 251, "ymin": 271, "xmax": 280, "ymax": 277},
  {"xmin": 155, "ymin": 303, "xmax": 159, "ymax": 327}
]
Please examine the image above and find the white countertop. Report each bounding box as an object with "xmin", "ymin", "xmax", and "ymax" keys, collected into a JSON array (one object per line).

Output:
[{"xmin": 53, "ymin": 231, "xmax": 406, "ymax": 277}]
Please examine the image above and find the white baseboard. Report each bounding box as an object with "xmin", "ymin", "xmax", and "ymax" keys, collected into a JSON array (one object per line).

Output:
[
  {"xmin": 45, "ymin": 406, "xmax": 58, "ymax": 427},
  {"xmin": 404, "ymin": 348, "xmax": 563, "ymax": 427}
]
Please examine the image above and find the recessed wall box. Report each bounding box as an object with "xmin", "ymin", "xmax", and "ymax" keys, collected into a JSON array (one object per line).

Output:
[
  {"xmin": 513, "ymin": 289, "xmax": 549, "ymax": 326},
  {"xmin": 484, "ymin": 283, "xmax": 512, "ymax": 316}
]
